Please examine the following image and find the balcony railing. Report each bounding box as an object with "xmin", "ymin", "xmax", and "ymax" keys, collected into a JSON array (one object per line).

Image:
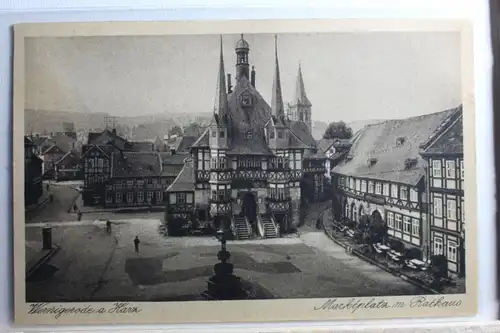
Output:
[
  {"xmin": 269, "ymin": 201, "xmax": 290, "ymax": 212},
  {"xmin": 196, "ymin": 170, "xmax": 210, "ymax": 181},
  {"xmin": 233, "ymin": 169, "xmax": 267, "ymax": 181},
  {"xmin": 210, "ymin": 202, "xmax": 232, "ymax": 215}
]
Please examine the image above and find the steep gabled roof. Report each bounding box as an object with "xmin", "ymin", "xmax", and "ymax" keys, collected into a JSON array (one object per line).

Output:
[
  {"xmin": 191, "ymin": 128, "xmax": 210, "ymax": 148},
  {"xmin": 289, "ymin": 121, "xmax": 316, "ymax": 148},
  {"xmin": 41, "ymin": 144, "xmax": 65, "ymax": 155},
  {"xmin": 88, "ymin": 129, "xmax": 129, "ymax": 150},
  {"xmin": 111, "ymin": 151, "xmax": 162, "ymax": 178},
  {"xmin": 332, "ymin": 108, "xmax": 457, "ymax": 185},
  {"xmin": 421, "ymin": 110, "xmax": 463, "ymax": 156},
  {"xmin": 54, "ymin": 151, "xmax": 80, "ymax": 166},
  {"xmin": 165, "ymin": 158, "xmax": 195, "ymax": 192},
  {"xmin": 225, "ymin": 77, "xmax": 273, "ymax": 155}
]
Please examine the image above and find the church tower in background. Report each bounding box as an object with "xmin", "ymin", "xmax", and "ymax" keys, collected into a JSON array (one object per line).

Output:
[{"xmin": 288, "ymin": 63, "xmax": 312, "ymax": 133}]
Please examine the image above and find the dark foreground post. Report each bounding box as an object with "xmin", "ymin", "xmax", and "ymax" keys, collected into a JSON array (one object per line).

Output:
[
  {"xmin": 42, "ymin": 227, "xmax": 52, "ymax": 250},
  {"xmin": 202, "ymin": 228, "xmax": 248, "ymax": 300}
]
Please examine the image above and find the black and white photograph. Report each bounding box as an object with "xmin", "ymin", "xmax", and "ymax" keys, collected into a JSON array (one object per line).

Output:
[{"xmin": 13, "ymin": 20, "xmax": 477, "ymax": 325}]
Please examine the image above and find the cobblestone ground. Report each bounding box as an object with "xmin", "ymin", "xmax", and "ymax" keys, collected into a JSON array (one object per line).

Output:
[
  {"xmin": 25, "ymin": 219, "xmax": 425, "ymax": 302},
  {"xmin": 26, "ymin": 183, "xmax": 80, "ymax": 223}
]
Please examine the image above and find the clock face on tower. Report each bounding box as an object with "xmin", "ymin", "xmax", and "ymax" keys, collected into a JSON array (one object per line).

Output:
[{"xmin": 240, "ymin": 92, "xmax": 253, "ymax": 108}]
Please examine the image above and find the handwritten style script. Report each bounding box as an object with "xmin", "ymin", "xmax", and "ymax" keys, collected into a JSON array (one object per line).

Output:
[
  {"xmin": 314, "ymin": 296, "xmax": 463, "ymax": 313},
  {"xmin": 28, "ymin": 302, "xmax": 141, "ymax": 319}
]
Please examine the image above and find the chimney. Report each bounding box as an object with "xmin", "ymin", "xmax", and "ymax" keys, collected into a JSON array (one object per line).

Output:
[
  {"xmin": 227, "ymin": 73, "xmax": 232, "ymax": 94},
  {"xmin": 112, "ymin": 128, "xmax": 117, "ymax": 135},
  {"xmin": 251, "ymin": 66, "xmax": 255, "ymax": 87}
]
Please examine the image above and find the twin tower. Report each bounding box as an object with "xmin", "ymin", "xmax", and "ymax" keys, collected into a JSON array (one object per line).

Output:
[{"xmin": 226, "ymin": 34, "xmax": 313, "ymax": 134}]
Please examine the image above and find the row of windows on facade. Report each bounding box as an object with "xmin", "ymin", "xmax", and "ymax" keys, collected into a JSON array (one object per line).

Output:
[
  {"xmin": 85, "ymin": 176, "xmax": 171, "ymax": 188},
  {"xmin": 85, "ymin": 157, "xmax": 109, "ymax": 169},
  {"xmin": 169, "ymin": 192, "xmax": 194, "ymax": 205},
  {"xmin": 196, "ymin": 152, "xmax": 303, "ymax": 170},
  {"xmin": 387, "ymin": 212, "xmax": 420, "ymax": 237},
  {"xmin": 106, "ymin": 191, "xmax": 163, "ymax": 204},
  {"xmin": 207, "ymin": 183, "xmax": 290, "ymax": 202},
  {"xmin": 340, "ymin": 177, "xmax": 419, "ymax": 202},
  {"xmin": 112, "ymin": 178, "xmax": 171, "ymax": 189},
  {"xmin": 431, "ymin": 159, "xmax": 464, "ymax": 180},
  {"xmin": 433, "ymin": 237, "xmax": 459, "ymax": 263},
  {"xmin": 345, "ymin": 205, "xmax": 420, "ymax": 238},
  {"xmin": 432, "ymin": 196, "xmax": 465, "ymax": 222}
]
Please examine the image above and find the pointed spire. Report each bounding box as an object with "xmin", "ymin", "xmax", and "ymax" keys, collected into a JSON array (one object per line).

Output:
[
  {"xmin": 271, "ymin": 34, "xmax": 285, "ymax": 122},
  {"xmin": 295, "ymin": 61, "xmax": 311, "ymax": 106},
  {"xmin": 214, "ymin": 35, "xmax": 229, "ymax": 122}
]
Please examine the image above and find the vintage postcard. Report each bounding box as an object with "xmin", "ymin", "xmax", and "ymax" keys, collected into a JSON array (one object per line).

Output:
[{"xmin": 13, "ymin": 19, "xmax": 477, "ymax": 325}]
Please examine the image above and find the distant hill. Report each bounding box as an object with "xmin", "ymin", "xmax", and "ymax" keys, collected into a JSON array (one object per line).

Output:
[
  {"xmin": 25, "ymin": 109, "xmax": 385, "ymax": 143},
  {"xmin": 24, "ymin": 109, "xmax": 212, "ymax": 140}
]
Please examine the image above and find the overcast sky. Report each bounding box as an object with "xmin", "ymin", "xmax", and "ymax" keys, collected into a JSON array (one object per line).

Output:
[{"xmin": 25, "ymin": 32, "xmax": 462, "ymax": 123}]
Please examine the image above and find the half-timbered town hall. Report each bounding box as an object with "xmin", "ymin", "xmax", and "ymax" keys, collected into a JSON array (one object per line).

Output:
[{"xmin": 165, "ymin": 35, "xmax": 328, "ymax": 239}]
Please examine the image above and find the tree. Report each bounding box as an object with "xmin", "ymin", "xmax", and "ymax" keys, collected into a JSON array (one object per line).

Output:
[
  {"xmin": 169, "ymin": 125, "xmax": 183, "ymax": 137},
  {"xmin": 322, "ymin": 121, "xmax": 353, "ymax": 140}
]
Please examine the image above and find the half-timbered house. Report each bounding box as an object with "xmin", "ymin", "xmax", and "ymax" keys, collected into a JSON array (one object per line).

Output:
[
  {"xmin": 54, "ymin": 151, "xmax": 82, "ymax": 181},
  {"xmin": 420, "ymin": 105, "xmax": 465, "ymax": 277},
  {"xmin": 81, "ymin": 128, "xmax": 133, "ymax": 205},
  {"xmin": 332, "ymin": 107, "xmax": 460, "ymax": 259},
  {"xmin": 39, "ymin": 132, "xmax": 79, "ymax": 179},
  {"xmin": 165, "ymin": 35, "xmax": 327, "ymax": 239}
]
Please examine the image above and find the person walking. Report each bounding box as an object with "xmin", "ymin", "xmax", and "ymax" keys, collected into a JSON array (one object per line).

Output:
[
  {"xmin": 134, "ymin": 236, "xmax": 140, "ymax": 253},
  {"xmin": 106, "ymin": 220, "xmax": 112, "ymax": 234}
]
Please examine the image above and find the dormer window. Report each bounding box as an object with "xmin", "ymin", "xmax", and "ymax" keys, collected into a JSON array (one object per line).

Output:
[
  {"xmin": 368, "ymin": 158, "xmax": 378, "ymax": 167},
  {"xmin": 240, "ymin": 92, "xmax": 253, "ymax": 108},
  {"xmin": 396, "ymin": 137, "xmax": 406, "ymax": 147},
  {"xmin": 277, "ymin": 130, "xmax": 284, "ymax": 139},
  {"xmin": 219, "ymin": 130, "xmax": 225, "ymax": 138},
  {"xmin": 404, "ymin": 157, "xmax": 418, "ymax": 170},
  {"xmin": 245, "ymin": 131, "xmax": 253, "ymax": 140},
  {"xmin": 269, "ymin": 130, "xmax": 275, "ymax": 139},
  {"xmin": 212, "ymin": 130, "xmax": 217, "ymax": 138}
]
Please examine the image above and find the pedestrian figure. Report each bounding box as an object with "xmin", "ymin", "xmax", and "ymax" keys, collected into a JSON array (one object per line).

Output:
[
  {"xmin": 134, "ymin": 236, "xmax": 140, "ymax": 253},
  {"xmin": 106, "ymin": 220, "xmax": 112, "ymax": 234},
  {"xmin": 316, "ymin": 217, "xmax": 322, "ymax": 229},
  {"xmin": 77, "ymin": 211, "xmax": 82, "ymax": 221},
  {"xmin": 46, "ymin": 184, "xmax": 49, "ymax": 191},
  {"xmin": 49, "ymin": 193, "xmax": 54, "ymax": 203},
  {"xmin": 73, "ymin": 204, "xmax": 78, "ymax": 212}
]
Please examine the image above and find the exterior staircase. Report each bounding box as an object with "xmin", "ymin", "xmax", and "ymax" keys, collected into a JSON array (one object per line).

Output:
[
  {"xmin": 233, "ymin": 216, "xmax": 252, "ymax": 240},
  {"xmin": 259, "ymin": 214, "xmax": 278, "ymax": 239}
]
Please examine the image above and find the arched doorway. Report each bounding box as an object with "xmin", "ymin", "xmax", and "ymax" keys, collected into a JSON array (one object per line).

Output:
[
  {"xmin": 371, "ymin": 210, "xmax": 383, "ymax": 224},
  {"xmin": 242, "ymin": 192, "xmax": 257, "ymax": 224}
]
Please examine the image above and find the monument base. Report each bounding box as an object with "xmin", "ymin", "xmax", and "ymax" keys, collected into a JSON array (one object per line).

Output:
[{"xmin": 202, "ymin": 261, "xmax": 248, "ymax": 300}]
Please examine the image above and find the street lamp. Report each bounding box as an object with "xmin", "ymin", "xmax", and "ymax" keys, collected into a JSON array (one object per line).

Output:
[{"xmin": 215, "ymin": 228, "xmax": 230, "ymax": 263}]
